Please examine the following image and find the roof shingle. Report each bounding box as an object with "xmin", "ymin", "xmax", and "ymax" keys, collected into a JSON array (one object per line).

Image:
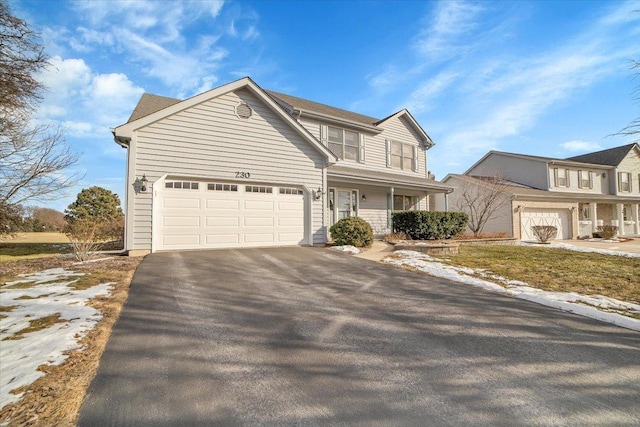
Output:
[{"xmin": 565, "ymin": 143, "xmax": 638, "ymax": 166}]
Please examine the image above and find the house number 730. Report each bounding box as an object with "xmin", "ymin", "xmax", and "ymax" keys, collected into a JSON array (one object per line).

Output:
[{"xmin": 235, "ymin": 172, "xmax": 251, "ymax": 178}]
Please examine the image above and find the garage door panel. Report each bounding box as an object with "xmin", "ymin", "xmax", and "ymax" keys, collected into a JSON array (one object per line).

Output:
[
  {"xmin": 278, "ymin": 217, "xmax": 303, "ymax": 226},
  {"xmin": 278, "ymin": 201, "xmax": 303, "ymax": 210},
  {"xmin": 279, "ymin": 233, "xmax": 303, "ymax": 243},
  {"xmin": 163, "ymin": 234, "xmax": 200, "ymax": 246},
  {"xmin": 164, "ymin": 198, "xmax": 200, "ymax": 209},
  {"xmin": 245, "ymin": 200, "xmax": 274, "ymax": 210},
  {"xmin": 206, "ymin": 199, "xmax": 239, "ymax": 210},
  {"xmin": 205, "ymin": 234, "xmax": 240, "ymax": 244},
  {"xmin": 163, "ymin": 216, "xmax": 200, "ymax": 227},
  {"xmin": 206, "ymin": 217, "xmax": 239, "ymax": 227},
  {"xmin": 244, "ymin": 233, "xmax": 275, "ymax": 243},
  {"xmin": 244, "ymin": 217, "xmax": 274, "ymax": 227},
  {"xmin": 158, "ymin": 183, "xmax": 305, "ymax": 251}
]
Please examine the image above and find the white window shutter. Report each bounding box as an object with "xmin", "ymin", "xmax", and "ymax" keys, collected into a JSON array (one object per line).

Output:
[
  {"xmin": 553, "ymin": 168, "xmax": 558, "ymax": 187},
  {"xmin": 578, "ymin": 171, "xmax": 583, "ymax": 188},
  {"xmin": 566, "ymin": 169, "xmax": 570, "ymax": 187},
  {"xmin": 589, "ymin": 171, "xmax": 593, "ymax": 189},
  {"xmin": 412, "ymin": 146, "xmax": 419, "ymax": 172},
  {"xmin": 320, "ymin": 124, "xmax": 328, "ymax": 146},
  {"xmin": 385, "ymin": 140, "xmax": 391, "ymax": 168},
  {"xmin": 359, "ymin": 134, "xmax": 365, "ymax": 163}
]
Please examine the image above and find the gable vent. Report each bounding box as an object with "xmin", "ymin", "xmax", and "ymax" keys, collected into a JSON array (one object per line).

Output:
[{"xmin": 235, "ymin": 102, "xmax": 252, "ymax": 119}]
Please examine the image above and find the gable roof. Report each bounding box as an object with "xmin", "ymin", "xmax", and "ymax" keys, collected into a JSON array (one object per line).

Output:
[
  {"xmin": 114, "ymin": 77, "xmax": 337, "ymax": 162},
  {"xmin": 127, "ymin": 93, "xmax": 180, "ymax": 123},
  {"xmin": 265, "ymin": 90, "xmax": 380, "ymax": 130},
  {"xmin": 464, "ymin": 149, "xmax": 613, "ymax": 175},
  {"xmin": 565, "ymin": 143, "xmax": 639, "ymax": 166},
  {"xmin": 376, "ymin": 109, "xmax": 434, "ymax": 146},
  {"xmin": 444, "ymin": 173, "xmax": 639, "ymax": 202}
]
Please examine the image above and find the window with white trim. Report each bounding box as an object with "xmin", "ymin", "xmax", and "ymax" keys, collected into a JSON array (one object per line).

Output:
[
  {"xmin": 553, "ymin": 168, "xmax": 569, "ymax": 187},
  {"xmin": 618, "ymin": 172, "xmax": 631, "ymax": 192},
  {"xmin": 388, "ymin": 141, "xmax": 417, "ymax": 171},
  {"xmin": 326, "ymin": 126, "xmax": 361, "ymax": 162},
  {"xmin": 393, "ymin": 195, "xmax": 417, "ymax": 211},
  {"xmin": 165, "ymin": 181, "xmax": 199, "ymax": 190},
  {"xmin": 578, "ymin": 170, "xmax": 592, "ymax": 189}
]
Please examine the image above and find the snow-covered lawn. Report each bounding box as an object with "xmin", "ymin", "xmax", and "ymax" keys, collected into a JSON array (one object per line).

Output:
[
  {"xmin": 0, "ymin": 268, "xmax": 113, "ymax": 408},
  {"xmin": 546, "ymin": 241, "xmax": 640, "ymax": 258},
  {"xmin": 385, "ymin": 250, "xmax": 640, "ymax": 332}
]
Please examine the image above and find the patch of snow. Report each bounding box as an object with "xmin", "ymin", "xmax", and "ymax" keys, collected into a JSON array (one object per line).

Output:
[
  {"xmin": 0, "ymin": 269, "xmax": 112, "ymax": 409},
  {"xmin": 72, "ymin": 257, "xmax": 112, "ymax": 265},
  {"xmin": 330, "ymin": 245, "xmax": 360, "ymax": 255},
  {"xmin": 549, "ymin": 242, "xmax": 640, "ymax": 258},
  {"xmin": 385, "ymin": 250, "xmax": 640, "ymax": 332}
]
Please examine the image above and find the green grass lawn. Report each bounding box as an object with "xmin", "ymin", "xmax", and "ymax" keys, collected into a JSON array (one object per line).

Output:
[
  {"xmin": 438, "ymin": 245, "xmax": 640, "ymax": 303},
  {"xmin": 0, "ymin": 233, "xmax": 72, "ymax": 262}
]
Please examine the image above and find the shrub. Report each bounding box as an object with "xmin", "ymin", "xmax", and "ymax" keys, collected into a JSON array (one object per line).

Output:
[
  {"xmin": 65, "ymin": 219, "xmax": 102, "ymax": 261},
  {"xmin": 392, "ymin": 211, "xmax": 468, "ymax": 240},
  {"xmin": 531, "ymin": 225, "xmax": 557, "ymax": 243},
  {"xmin": 383, "ymin": 232, "xmax": 411, "ymax": 243},
  {"xmin": 330, "ymin": 216, "xmax": 373, "ymax": 247},
  {"xmin": 596, "ymin": 225, "xmax": 618, "ymax": 240}
]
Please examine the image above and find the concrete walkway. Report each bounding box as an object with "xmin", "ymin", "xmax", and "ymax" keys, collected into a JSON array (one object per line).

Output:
[
  {"xmin": 555, "ymin": 238, "xmax": 640, "ymax": 254},
  {"xmin": 354, "ymin": 240, "xmax": 395, "ymax": 262}
]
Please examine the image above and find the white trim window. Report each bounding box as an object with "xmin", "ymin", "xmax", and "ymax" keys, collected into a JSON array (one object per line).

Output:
[
  {"xmin": 387, "ymin": 140, "xmax": 418, "ymax": 171},
  {"xmin": 393, "ymin": 194, "xmax": 418, "ymax": 211},
  {"xmin": 321, "ymin": 125, "xmax": 364, "ymax": 162},
  {"xmin": 578, "ymin": 170, "xmax": 593, "ymax": 189},
  {"xmin": 553, "ymin": 168, "xmax": 569, "ymax": 187},
  {"xmin": 618, "ymin": 172, "xmax": 631, "ymax": 192}
]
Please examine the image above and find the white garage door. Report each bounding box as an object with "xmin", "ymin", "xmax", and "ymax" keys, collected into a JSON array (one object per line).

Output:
[
  {"xmin": 521, "ymin": 209, "xmax": 570, "ymax": 241},
  {"xmin": 156, "ymin": 180, "xmax": 305, "ymax": 251}
]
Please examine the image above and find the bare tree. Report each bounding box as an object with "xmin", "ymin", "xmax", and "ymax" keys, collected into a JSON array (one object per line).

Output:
[
  {"xmin": 453, "ymin": 174, "xmax": 512, "ymax": 237},
  {"xmin": 617, "ymin": 60, "xmax": 640, "ymax": 142},
  {"xmin": 0, "ymin": 1, "xmax": 80, "ymax": 235}
]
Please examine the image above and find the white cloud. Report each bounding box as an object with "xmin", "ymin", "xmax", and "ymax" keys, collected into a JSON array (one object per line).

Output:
[
  {"xmin": 560, "ymin": 140, "xmax": 603, "ymax": 153},
  {"xmin": 403, "ymin": 71, "xmax": 459, "ymax": 113},
  {"xmin": 413, "ymin": 1, "xmax": 484, "ymax": 60}
]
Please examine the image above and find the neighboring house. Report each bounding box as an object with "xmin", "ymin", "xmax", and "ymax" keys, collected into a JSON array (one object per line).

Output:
[
  {"xmin": 435, "ymin": 143, "xmax": 640, "ymax": 240},
  {"xmin": 113, "ymin": 77, "xmax": 451, "ymax": 254}
]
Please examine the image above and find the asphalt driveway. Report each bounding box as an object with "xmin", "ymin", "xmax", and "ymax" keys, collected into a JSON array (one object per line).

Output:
[{"xmin": 79, "ymin": 247, "xmax": 640, "ymax": 426}]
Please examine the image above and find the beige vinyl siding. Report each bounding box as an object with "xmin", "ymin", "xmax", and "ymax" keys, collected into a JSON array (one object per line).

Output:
[
  {"xmin": 298, "ymin": 115, "xmax": 428, "ymax": 176},
  {"xmin": 548, "ymin": 168, "xmax": 606, "ymax": 194},
  {"xmin": 129, "ymin": 88, "xmax": 325, "ymax": 250},
  {"xmin": 467, "ymin": 154, "xmax": 548, "ymax": 189},
  {"xmin": 356, "ymin": 187, "xmax": 390, "ymax": 235},
  {"xmin": 617, "ymin": 149, "xmax": 640, "ymax": 194}
]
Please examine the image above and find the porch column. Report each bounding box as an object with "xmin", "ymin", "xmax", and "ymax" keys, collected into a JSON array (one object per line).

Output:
[
  {"xmin": 616, "ymin": 203, "xmax": 625, "ymax": 236},
  {"xmin": 387, "ymin": 187, "xmax": 394, "ymax": 229},
  {"xmin": 633, "ymin": 203, "xmax": 639, "ymax": 236},
  {"xmin": 589, "ymin": 203, "xmax": 598, "ymax": 234}
]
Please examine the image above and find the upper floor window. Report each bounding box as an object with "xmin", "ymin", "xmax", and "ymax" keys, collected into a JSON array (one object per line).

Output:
[
  {"xmin": 387, "ymin": 140, "xmax": 417, "ymax": 171},
  {"xmin": 618, "ymin": 172, "xmax": 632, "ymax": 192},
  {"xmin": 578, "ymin": 170, "xmax": 592, "ymax": 189},
  {"xmin": 325, "ymin": 126, "xmax": 361, "ymax": 162},
  {"xmin": 553, "ymin": 168, "xmax": 569, "ymax": 187}
]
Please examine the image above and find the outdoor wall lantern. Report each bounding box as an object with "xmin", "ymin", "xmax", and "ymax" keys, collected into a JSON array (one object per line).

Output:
[
  {"xmin": 361, "ymin": 194, "xmax": 367, "ymax": 202},
  {"xmin": 313, "ymin": 187, "xmax": 324, "ymax": 201},
  {"xmin": 139, "ymin": 174, "xmax": 149, "ymax": 192}
]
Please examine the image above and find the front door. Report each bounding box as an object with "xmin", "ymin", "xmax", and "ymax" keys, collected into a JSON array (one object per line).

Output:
[{"xmin": 329, "ymin": 188, "xmax": 358, "ymax": 226}]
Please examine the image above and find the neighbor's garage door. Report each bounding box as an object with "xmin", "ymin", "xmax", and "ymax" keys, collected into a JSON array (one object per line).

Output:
[
  {"xmin": 521, "ymin": 208, "xmax": 570, "ymax": 241},
  {"xmin": 157, "ymin": 180, "xmax": 305, "ymax": 251}
]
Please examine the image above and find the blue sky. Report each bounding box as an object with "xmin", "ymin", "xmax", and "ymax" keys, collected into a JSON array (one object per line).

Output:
[{"xmin": 13, "ymin": 0, "xmax": 640, "ymax": 212}]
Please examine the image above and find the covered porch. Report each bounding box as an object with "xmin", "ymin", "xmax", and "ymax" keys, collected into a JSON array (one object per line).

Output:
[
  {"xmin": 578, "ymin": 202, "xmax": 640, "ymax": 238},
  {"xmin": 326, "ymin": 165, "xmax": 452, "ymax": 237}
]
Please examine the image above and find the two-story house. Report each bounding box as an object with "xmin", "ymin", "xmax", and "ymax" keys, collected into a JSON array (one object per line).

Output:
[
  {"xmin": 436, "ymin": 144, "xmax": 640, "ymax": 240},
  {"xmin": 112, "ymin": 77, "xmax": 451, "ymax": 254}
]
